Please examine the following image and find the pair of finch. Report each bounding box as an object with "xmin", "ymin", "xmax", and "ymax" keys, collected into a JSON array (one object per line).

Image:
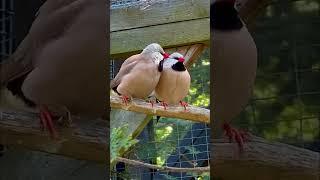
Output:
[{"xmin": 110, "ymin": 43, "xmax": 191, "ymax": 111}]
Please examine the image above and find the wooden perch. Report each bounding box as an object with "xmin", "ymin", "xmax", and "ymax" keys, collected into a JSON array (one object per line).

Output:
[
  {"xmin": 212, "ymin": 136, "xmax": 320, "ymax": 180},
  {"xmin": 110, "ymin": 95, "xmax": 210, "ymax": 124},
  {"xmin": 0, "ymin": 108, "xmax": 108, "ymax": 163}
]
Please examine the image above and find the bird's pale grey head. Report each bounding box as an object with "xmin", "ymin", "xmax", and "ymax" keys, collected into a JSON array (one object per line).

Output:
[
  {"xmin": 142, "ymin": 43, "xmax": 165, "ymax": 55},
  {"xmin": 142, "ymin": 43, "xmax": 170, "ymax": 65},
  {"xmin": 169, "ymin": 52, "xmax": 184, "ymax": 60},
  {"xmin": 163, "ymin": 52, "xmax": 185, "ymax": 69}
]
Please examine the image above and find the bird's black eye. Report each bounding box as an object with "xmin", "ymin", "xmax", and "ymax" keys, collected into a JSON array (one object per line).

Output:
[{"xmin": 174, "ymin": 57, "xmax": 179, "ymax": 60}]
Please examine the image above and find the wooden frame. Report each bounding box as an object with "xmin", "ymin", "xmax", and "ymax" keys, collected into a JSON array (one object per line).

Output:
[{"xmin": 110, "ymin": 0, "xmax": 210, "ymax": 58}]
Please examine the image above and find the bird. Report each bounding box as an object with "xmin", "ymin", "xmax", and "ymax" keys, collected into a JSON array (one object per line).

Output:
[
  {"xmin": 0, "ymin": 0, "xmax": 107, "ymax": 139},
  {"xmin": 110, "ymin": 43, "xmax": 170, "ymax": 106},
  {"xmin": 211, "ymin": 0, "xmax": 257, "ymax": 151},
  {"xmin": 154, "ymin": 52, "xmax": 191, "ymax": 110}
]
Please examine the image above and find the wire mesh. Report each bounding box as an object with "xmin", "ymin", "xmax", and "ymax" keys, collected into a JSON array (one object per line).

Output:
[
  {"xmin": 234, "ymin": 0, "xmax": 320, "ymax": 152},
  {"xmin": 0, "ymin": 0, "xmax": 14, "ymax": 62},
  {"xmin": 111, "ymin": 0, "xmax": 166, "ymax": 10},
  {"xmin": 110, "ymin": 48, "xmax": 210, "ymax": 179}
]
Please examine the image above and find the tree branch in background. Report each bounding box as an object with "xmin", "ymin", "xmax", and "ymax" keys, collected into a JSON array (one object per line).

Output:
[{"xmin": 115, "ymin": 157, "xmax": 210, "ymax": 173}]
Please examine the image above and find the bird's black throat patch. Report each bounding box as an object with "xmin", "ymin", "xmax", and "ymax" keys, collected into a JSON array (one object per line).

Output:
[
  {"xmin": 210, "ymin": 1, "xmax": 243, "ymax": 31},
  {"xmin": 158, "ymin": 59, "xmax": 164, "ymax": 72},
  {"xmin": 172, "ymin": 62, "xmax": 186, "ymax": 71}
]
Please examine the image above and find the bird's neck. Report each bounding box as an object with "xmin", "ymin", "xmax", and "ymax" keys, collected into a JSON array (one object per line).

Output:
[
  {"xmin": 210, "ymin": 1, "xmax": 243, "ymax": 31},
  {"xmin": 172, "ymin": 62, "xmax": 186, "ymax": 71},
  {"xmin": 145, "ymin": 52, "xmax": 163, "ymax": 65}
]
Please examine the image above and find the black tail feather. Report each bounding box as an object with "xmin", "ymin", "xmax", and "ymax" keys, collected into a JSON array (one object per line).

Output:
[{"xmin": 112, "ymin": 86, "xmax": 121, "ymax": 95}]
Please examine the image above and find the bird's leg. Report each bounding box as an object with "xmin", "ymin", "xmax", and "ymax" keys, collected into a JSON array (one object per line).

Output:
[
  {"xmin": 179, "ymin": 101, "xmax": 189, "ymax": 111},
  {"xmin": 146, "ymin": 96, "xmax": 156, "ymax": 108},
  {"xmin": 121, "ymin": 95, "xmax": 130, "ymax": 106},
  {"xmin": 147, "ymin": 99, "xmax": 154, "ymax": 108},
  {"xmin": 160, "ymin": 101, "xmax": 168, "ymax": 110},
  {"xmin": 39, "ymin": 105, "xmax": 58, "ymax": 139},
  {"xmin": 222, "ymin": 122, "xmax": 251, "ymax": 152}
]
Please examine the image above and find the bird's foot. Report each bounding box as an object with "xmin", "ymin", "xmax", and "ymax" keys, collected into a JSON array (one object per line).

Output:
[
  {"xmin": 57, "ymin": 107, "xmax": 73, "ymax": 127},
  {"xmin": 179, "ymin": 101, "xmax": 189, "ymax": 111},
  {"xmin": 160, "ymin": 101, "xmax": 168, "ymax": 110},
  {"xmin": 147, "ymin": 99, "xmax": 155, "ymax": 108},
  {"xmin": 121, "ymin": 95, "xmax": 130, "ymax": 105},
  {"xmin": 222, "ymin": 122, "xmax": 251, "ymax": 152},
  {"xmin": 39, "ymin": 105, "xmax": 58, "ymax": 139}
]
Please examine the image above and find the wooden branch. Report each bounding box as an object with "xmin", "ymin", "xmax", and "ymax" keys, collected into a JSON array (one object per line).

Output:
[
  {"xmin": 212, "ymin": 136, "xmax": 320, "ymax": 180},
  {"xmin": 0, "ymin": 108, "xmax": 108, "ymax": 163},
  {"xmin": 110, "ymin": 95, "xmax": 210, "ymax": 124},
  {"xmin": 115, "ymin": 157, "xmax": 209, "ymax": 173}
]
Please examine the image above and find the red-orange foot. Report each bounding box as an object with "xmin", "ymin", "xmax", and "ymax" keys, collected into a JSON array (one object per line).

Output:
[
  {"xmin": 121, "ymin": 95, "xmax": 130, "ymax": 106},
  {"xmin": 39, "ymin": 105, "xmax": 58, "ymax": 139},
  {"xmin": 147, "ymin": 99, "xmax": 155, "ymax": 108},
  {"xmin": 222, "ymin": 122, "xmax": 250, "ymax": 152},
  {"xmin": 179, "ymin": 101, "xmax": 188, "ymax": 111},
  {"xmin": 161, "ymin": 101, "xmax": 168, "ymax": 110}
]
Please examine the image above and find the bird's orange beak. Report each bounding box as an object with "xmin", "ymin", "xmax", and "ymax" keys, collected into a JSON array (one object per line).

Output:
[{"xmin": 178, "ymin": 57, "xmax": 185, "ymax": 62}]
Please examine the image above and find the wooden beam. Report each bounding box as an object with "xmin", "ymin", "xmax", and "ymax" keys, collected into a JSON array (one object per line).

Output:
[
  {"xmin": 111, "ymin": 18, "xmax": 210, "ymax": 58},
  {"xmin": 111, "ymin": 0, "xmax": 209, "ymax": 32},
  {"xmin": 163, "ymin": 44, "xmax": 207, "ymax": 68},
  {"xmin": 0, "ymin": 108, "xmax": 107, "ymax": 163},
  {"xmin": 110, "ymin": 95, "xmax": 210, "ymax": 124},
  {"xmin": 212, "ymin": 136, "xmax": 320, "ymax": 180},
  {"xmin": 111, "ymin": 109, "xmax": 152, "ymax": 139},
  {"xmin": 183, "ymin": 44, "xmax": 207, "ymax": 69}
]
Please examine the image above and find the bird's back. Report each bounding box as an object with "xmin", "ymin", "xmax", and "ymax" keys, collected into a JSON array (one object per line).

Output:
[
  {"xmin": 116, "ymin": 56, "xmax": 161, "ymax": 99},
  {"xmin": 21, "ymin": 0, "xmax": 107, "ymax": 117}
]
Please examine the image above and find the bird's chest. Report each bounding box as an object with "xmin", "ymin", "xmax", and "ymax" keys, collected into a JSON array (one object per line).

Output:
[{"xmin": 155, "ymin": 70, "xmax": 189, "ymax": 104}]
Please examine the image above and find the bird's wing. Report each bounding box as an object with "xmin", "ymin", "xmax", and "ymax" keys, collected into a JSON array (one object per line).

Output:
[
  {"xmin": 110, "ymin": 54, "xmax": 143, "ymax": 89},
  {"xmin": 0, "ymin": 36, "xmax": 34, "ymax": 86},
  {"xmin": 1, "ymin": 0, "xmax": 88, "ymax": 86}
]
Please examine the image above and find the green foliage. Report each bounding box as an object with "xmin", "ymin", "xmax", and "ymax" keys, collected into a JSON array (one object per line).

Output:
[
  {"xmin": 132, "ymin": 118, "xmax": 194, "ymax": 166},
  {"xmin": 186, "ymin": 48, "xmax": 210, "ymax": 108},
  {"xmin": 111, "ymin": 124, "xmax": 139, "ymax": 162}
]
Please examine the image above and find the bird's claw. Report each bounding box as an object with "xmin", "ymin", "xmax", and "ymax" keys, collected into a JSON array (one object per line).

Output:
[
  {"xmin": 39, "ymin": 105, "xmax": 58, "ymax": 139},
  {"xmin": 147, "ymin": 99, "xmax": 155, "ymax": 108},
  {"xmin": 121, "ymin": 95, "xmax": 130, "ymax": 105},
  {"xmin": 161, "ymin": 101, "xmax": 168, "ymax": 110},
  {"xmin": 222, "ymin": 122, "xmax": 250, "ymax": 152},
  {"xmin": 57, "ymin": 108, "xmax": 72, "ymax": 127},
  {"xmin": 179, "ymin": 101, "xmax": 188, "ymax": 111}
]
